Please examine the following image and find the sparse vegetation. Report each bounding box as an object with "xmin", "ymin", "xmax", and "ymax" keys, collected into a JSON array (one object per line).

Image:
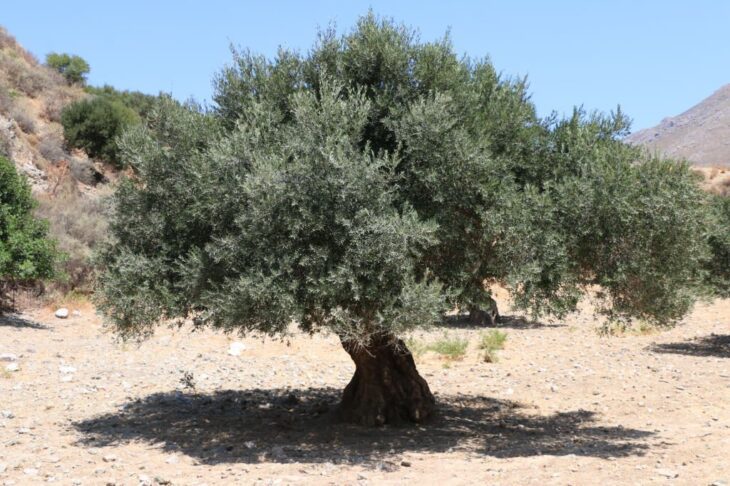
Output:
[
  {"xmin": 479, "ymin": 330, "xmax": 507, "ymax": 362},
  {"xmin": 428, "ymin": 334, "xmax": 469, "ymax": 360}
]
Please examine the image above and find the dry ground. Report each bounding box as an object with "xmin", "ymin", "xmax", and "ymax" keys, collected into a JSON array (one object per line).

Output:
[{"xmin": 1, "ymin": 297, "xmax": 729, "ymax": 485}]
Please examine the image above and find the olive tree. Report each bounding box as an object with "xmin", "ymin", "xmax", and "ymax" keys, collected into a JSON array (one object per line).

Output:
[{"xmin": 97, "ymin": 14, "xmax": 714, "ymax": 425}]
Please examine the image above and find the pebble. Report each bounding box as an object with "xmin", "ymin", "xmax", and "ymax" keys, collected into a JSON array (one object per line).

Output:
[
  {"xmin": 102, "ymin": 454, "xmax": 117, "ymax": 463},
  {"xmin": 401, "ymin": 460, "xmax": 412, "ymax": 467},
  {"xmin": 58, "ymin": 365, "xmax": 77, "ymax": 374},
  {"xmin": 228, "ymin": 342, "xmax": 247, "ymax": 356},
  {"xmin": 0, "ymin": 353, "xmax": 17, "ymax": 362},
  {"xmin": 1, "ymin": 410, "xmax": 13, "ymax": 419},
  {"xmin": 54, "ymin": 308, "xmax": 69, "ymax": 319},
  {"xmin": 23, "ymin": 468, "xmax": 38, "ymax": 476},
  {"xmin": 0, "ymin": 464, "xmax": 6, "ymax": 473},
  {"xmin": 4, "ymin": 363, "xmax": 19, "ymax": 372},
  {"xmin": 656, "ymin": 468, "xmax": 678, "ymax": 478}
]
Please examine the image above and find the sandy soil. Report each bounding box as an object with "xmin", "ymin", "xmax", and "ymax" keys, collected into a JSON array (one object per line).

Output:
[{"xmin": 1, "ymin": 297, "xmax": 729, "ymax": 485}]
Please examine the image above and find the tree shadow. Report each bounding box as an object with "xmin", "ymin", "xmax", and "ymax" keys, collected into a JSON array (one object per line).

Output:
[
  {"xmin": 0, "ymin": 314, "xmax": 49, "ymax": 330},
  {"xmin": 651, "ymin": 334, "xmax": 730, "ymax": 358},
  {"xmin": 73, "ymin": 388, "xmax": 653, "ymax": 466},
  {"xmin": 443, "ymin": 314, "xmax": 564, "ymax": 330}
]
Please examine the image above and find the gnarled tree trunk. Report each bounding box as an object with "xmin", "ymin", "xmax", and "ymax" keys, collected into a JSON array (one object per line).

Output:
[
  {"xmin": 340, "ymin": 333, "xmax": 435, "ymax": 426},
  {"xmin": 468, "ymin": 297, "xmax": 500, "ymax": 327}
]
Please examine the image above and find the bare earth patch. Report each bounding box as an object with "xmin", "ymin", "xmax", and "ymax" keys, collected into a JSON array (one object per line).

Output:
[{"xmin": 1, "ymin": 298, "xmax": 729, "ymax": 485}]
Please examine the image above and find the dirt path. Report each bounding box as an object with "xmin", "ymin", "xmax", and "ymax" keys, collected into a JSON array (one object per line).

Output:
[{"xmin": 1, "ymin": 298, "xmax": 729, "ymax": 485}]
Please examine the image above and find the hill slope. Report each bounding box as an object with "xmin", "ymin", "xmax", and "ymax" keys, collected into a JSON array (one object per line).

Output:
[
  {"xmin": 627, "ymin": 84, "xmax": 730, "ymax": 168},
  {"xmin": 0, "ymin": 26, "xmax": 108, "ymax": 193}
]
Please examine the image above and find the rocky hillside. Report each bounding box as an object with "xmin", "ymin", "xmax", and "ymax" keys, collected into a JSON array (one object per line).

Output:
[
  {"xmin": 0, "ymin": 26, "xmax": 107, "ymax": 194},
  {"xmin": 0, "ymin": 26, "xmax": 112, "ymax": 293},
  {"xmin": 627, "ymin": 84, "xmax": 730, "ymax": 168}
]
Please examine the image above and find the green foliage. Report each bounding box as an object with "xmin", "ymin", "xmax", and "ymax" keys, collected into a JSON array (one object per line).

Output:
[
  {"xmin": 61, "ymin": 96, "xmax": 139, "ymax": 167},
  {"xmin": 428, "ymin": 334, "xmax": 468, "ymax": 359},
  {"xmin": 96, "ymin": 87, "xmax": 444, "ymax": 342},
  {"xmin": 479, "ymin": 330, "xmax": 507, "ymax": 362},
  {"xmin": 705, "ymin": 195, "xmax": 730, "ymax": 297},
  {"xmin": 84, "ymin": 85, "xmax": 159, "ymax": 119},
  {"xmin": 45, "ymin": 52, "xmax": 90, "ymax": 85},
  {"xmin": 0, "ymin": 156, "xmax": 59, "ymax": 302},
  {"xmin": 98, "ymin": 12, "xmax": 717, "ymax": 344}
]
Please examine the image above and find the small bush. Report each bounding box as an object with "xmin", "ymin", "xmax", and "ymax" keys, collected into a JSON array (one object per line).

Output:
[
  {"xmin": 429, "ymin": 334, "xmax": 469, "ymax": 360},
  {"xmin": 479, "ymin": 330, "xmax": 507, "ymax": 362},
  {"xmin": 404, "ymin": 337, "xmax": 428, "ymax": 358},
  {"xmin": 61, "ymin": 97, "xmax": 139, "ymax": 167},
  {"xmin": 10, "ymin": 105, "xmax": 35, "ymax": 134},
  {"xmin": 35, "ymin": 189, "xmax": 109, "ymax": 292},
  {"xmin": 38, "ymin": 132, "xmax": 67, "ymax": 163}
]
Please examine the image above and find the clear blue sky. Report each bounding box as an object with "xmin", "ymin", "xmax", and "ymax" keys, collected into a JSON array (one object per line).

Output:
[{"xmin": 4, "ymin": 0, "xmax": 730, "ymax": 131}]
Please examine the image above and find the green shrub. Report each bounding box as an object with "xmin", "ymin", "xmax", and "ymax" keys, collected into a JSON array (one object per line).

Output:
[
  {"xmin": 45, "ymin": 52, "xmax": 89, "ymax": 85},
  {"xmin": 61, "ymin": 97, "xmax": 139, "ymax": 167},
  {"xmin": 479, "ymin": 330, "xmax": 507, "ymax": 362},
  {"xmin": 0, "ymin": 156, "xmax": 59, "ymax": 307},
  {"xmin": 428, "ymin": 334, "xmax": 469, "ymax": 360}
]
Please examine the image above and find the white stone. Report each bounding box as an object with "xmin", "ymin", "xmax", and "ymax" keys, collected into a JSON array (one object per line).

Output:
[
  {"xmin": 4, "ymin": 363, "xmax": 19, "ymax": 372},
  {"xmin": 59, "ymin": 365, "xmax": 77, "ymax": 374},
  {"xmin": 0, "ymin": 353, "xmax": 17, "ymax": 362},
  {"xmin": 228, "ymin": 342, "xmax": 247, "ymax": 356},
  {"xmin": 23, "ymin": 468, "xmax": 38, "ymax": 476},
  {"xmin": 55, "ymin": 308, "xmax": 69, "ymax": 319},
  {"xmin": 1, "ymin": 410, "xmax": 13, "ymax": 419}
]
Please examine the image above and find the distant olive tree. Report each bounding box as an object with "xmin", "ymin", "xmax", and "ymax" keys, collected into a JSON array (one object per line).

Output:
[
  {"xmin": 97, "ymin": 13, "xmax": 715, "ymax": 425},
  {"xmin": 45, "ymin": 52, "xmax": 90, "ymax": 85}
]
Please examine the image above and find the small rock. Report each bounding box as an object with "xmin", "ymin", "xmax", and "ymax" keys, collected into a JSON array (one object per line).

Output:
[
  {"xmin": 0, "ymin": 353, "xmax": 17, "ymax": 362},
  {"xmin": 17, "ymin": 427, "xmax": 31, "ymax": 434},
  {"xmin": 102, "ymin": 455, "xmax": 117, "ymax": 463},
  {"xmin": 23, "ymin": 468, "xmax": 39, "ymax": 476},
  {"xmin": 154, "ymin": 477, "xmax": 171, "ymax": 485},
  {"xmin": 4, "ymin": 363, "xmax": 19, "ymax": 372},
  {"xmin": 55, "ymin": 308, "xmax": 69, "ymax": 319},
  {"xmin": 244, "ymin": 441, "xmax": 255, "ymax": 449},
  {"xmin": 138, "ymin": 474, "xmax": 152, "ymax": 486},
  {"xmin": 400, "ymin": 460, "xmax": 412, "ymax": 467},
  {"xmin": 0, "ymin": 463, "xmax": 6, "ymax": 473},
  {"xmin": 1, "ymin": 410, "xmax": 14, "ymax": 419},
  {"xmin": 656, "ymin": 468, "xmax": 678, "ymax": 478},
  {"xmin": 58, "ymin": 365, "xmax": 77, "ymax": 374},
  {"xmin": 270, "ymin": 446, "xmax": 287, "ymax": 460},
  {"xmin": 165, "ymin": 455, "xmax": 179, "ymax": 465},
  {"xmin": 228, "ymin": 342, "xmax": 247, "ymax": 356},
  {"xmin": 710, "ymin": 481, "xmax": 728, "ymax": 486}
]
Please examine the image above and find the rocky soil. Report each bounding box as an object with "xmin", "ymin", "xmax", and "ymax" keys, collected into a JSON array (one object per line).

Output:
[{"xmin": 1, "ymin": 297, "xmax": 729, "ymax": 485}]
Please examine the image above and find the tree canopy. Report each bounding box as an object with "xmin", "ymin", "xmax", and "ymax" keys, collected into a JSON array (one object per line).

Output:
[
  {"xmin": 45, "ymin": 52, "xmax": 90, "ymax": 85},
  {"xmin": 96, "ymin": 13, "xmax": 718, "ymax": 424}
]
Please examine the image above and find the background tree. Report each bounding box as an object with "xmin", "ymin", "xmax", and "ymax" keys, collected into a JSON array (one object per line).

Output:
[
  {"xmin": 0, "ymin": 156, "xmax": 59, "ymax": 309},
  {"xmin": 61, "ymin": 96, "xmax": 139, "ymax": 168},
  {"xmin": 97, "ymin": 13, "xmax": 715, "ymax": 425},
  {"xmin": 45, "ymin": 52, "xmax": 90, "ymax": 85}
]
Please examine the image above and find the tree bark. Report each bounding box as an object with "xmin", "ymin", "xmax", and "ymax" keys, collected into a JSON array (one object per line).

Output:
[
  {"xmin": 340, "ymin": 333, "xmax": 435, "ymax": 426},
  {"xmin": 468, "ymin": 297, "xmax": 500, "ymax": 327}
]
